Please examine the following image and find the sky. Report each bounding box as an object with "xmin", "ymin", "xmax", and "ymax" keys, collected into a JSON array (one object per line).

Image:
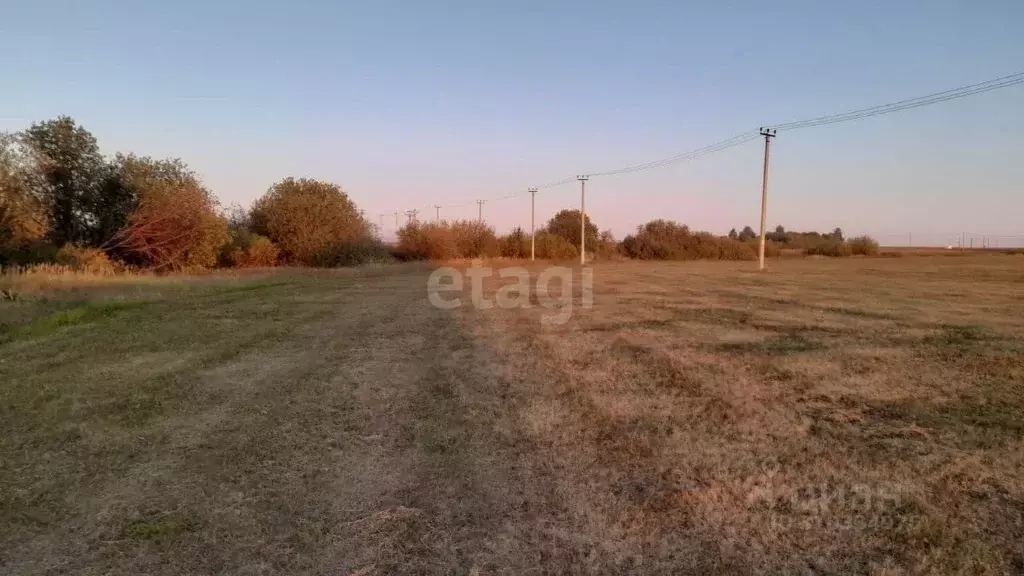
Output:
[{"xmin": 2, "ymin": 0, "xmax": 1022, "ymax": 245}]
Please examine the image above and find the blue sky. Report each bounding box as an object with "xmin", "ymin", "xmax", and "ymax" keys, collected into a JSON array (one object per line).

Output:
[{"xmin": 2, "ymin": 0, "xmax": 1022, "ymax": 244}]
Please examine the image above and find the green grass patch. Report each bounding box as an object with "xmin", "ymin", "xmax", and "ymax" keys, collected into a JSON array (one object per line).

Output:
[
  {"xmin": 716, "ymin": 332, "xmax": 822, "ymax": 356},
  {"xmin": 821, "ymin": 305, "xmax": 895, "ymax": 320},
  {"xmin": 207, "ymin": 281, "xmax": 293, "ymax": 296},
  {"xmin": 0, "ymin": 300, "xmax": 148, "ymax": 344},
  {"xmin": 122, "ymin": 517, "xmax": 196, "ymax": 541}
]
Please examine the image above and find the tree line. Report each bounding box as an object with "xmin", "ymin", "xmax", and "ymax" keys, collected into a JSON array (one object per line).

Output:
[{"xmin": 1, "ymin": 116, "xmax": 877, "ymax": 271}]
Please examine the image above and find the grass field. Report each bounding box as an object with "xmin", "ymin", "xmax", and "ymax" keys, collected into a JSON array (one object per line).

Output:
[{"xmin": 1, "ymin": 256, "xmax": 1022, "ymax": 574}]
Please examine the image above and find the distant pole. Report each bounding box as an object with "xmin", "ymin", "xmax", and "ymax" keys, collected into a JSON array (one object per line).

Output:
[
  {"xmin": 359, "ymin": 209, "xmax": 365, "ymax": 220},
  {"xmin": 529, "ymin": 187, "xmax": 538, "ymax": 261},
  {"xmin": 757, "ymin": 128, "xmax": 777, "ymax": 271},
  {"xmin": 406, "ymin": 209, "xmax": 418, "ymax": 224},
  {"xmin": 394, "ymin": 211, "xmax": 399, "ymax": 228},
  {"xmin": 379, "ymin": 214, "xmax": 384, "ymax": 228},
  {"xmin": 477, "ymin": 200, "xmax": 486, "ymax": 222},
  {"xmin": 434, "ymin": 205, "xmax": 441, "ymax": 223},
  {"xmin": 577, "ymin": 175, "xmax": 589, "ymax": 265}
]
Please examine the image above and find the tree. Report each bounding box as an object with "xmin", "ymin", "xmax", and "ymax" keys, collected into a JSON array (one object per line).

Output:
[
  {"xmin": 544, "ymin": 209, "xmax": 598, "ymax": 253},
  {"xmin": 766, "ymin": 224, "xmax": 790, "ymax": 243},
  {"xmin": 251, "ymin": 178, "xmax": 370, "ymax": 265},
  {"xmin": 728, "ymin": 228, "xmax": 738, "ymax": 240},
  {"xmin": 21, "ymin": 116, "xmax": 107, "ymax": 246},
  {"xmin": 109, "ymin": 157, "xmax": 227, "ymax": 269},
  {"xmin": 738, "ymin": 226, "xmax": 756, "ymax": 242},
  {"xmin": 829, "ymin": 227, "xmax": 844, "ymax": 241},
  {"xmin": 0, "ymin": 133, "xmax": 48, "ymax": 253},
  {"xmin": 93, "ymin": 153, "xmax": 191, "ymax": 248},
  {"xmin": 499, "ymin": 226, "xmax": 527, "ymax": 258}
]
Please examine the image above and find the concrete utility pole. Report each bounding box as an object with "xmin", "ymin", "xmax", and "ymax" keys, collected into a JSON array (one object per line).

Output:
[
  {"xmin": 578, "ymin": 175, "xmax": 589, "ymax": 265},
  {"xmin": 394, "ymin": 211, "xmax": 399, "ymax": 228},
  {"xmin": 529, "ymin": 187, "xmax": 538, "ymax": 261},
  {"xmin": 434, "ymin": 205, "xmax": 441, "ymax": 223},
  {"xmin": 477, "ymin": 200, "xmax": 486, "ymax": 222},
  {"xmin": 757, "ymin": 128, "xmax": 777, "ymax": 271}
]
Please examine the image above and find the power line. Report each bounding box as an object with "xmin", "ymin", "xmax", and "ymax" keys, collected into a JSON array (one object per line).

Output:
[
  {"xmin": 772, "ymin": 72, "xmax": 1024, "ymax": 131},
  {"xmin": 374, "ymin": 70, "xmax": 1023, "ymax": 226}
]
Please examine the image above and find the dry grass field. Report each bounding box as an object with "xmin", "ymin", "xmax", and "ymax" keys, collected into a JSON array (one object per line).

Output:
[{"xmin": 1, "ymin": 256, "xmax": 1022, "ymax": 574}]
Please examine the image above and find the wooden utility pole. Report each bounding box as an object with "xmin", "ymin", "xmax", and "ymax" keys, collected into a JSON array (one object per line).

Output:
[
  {"xmin": 578, "ymin": 175, "xmax": 589, "ymax": 265},
  {"xmin": 529, "ymin": 187, "xmax": 538, "ymax": 261},
  {"xmin": 757, "ymin": 128, "xmax": 777, "ymax": 271}
]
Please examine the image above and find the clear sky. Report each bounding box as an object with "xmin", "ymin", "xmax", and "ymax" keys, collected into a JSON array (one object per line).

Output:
[{"xmin": 2, "ymin": 0, "xmax": 1022, "ymax": 245}]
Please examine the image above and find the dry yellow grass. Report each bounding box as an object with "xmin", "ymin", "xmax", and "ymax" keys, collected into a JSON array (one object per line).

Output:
[
  {"xmin": 461, "ymin": 256, "xmax": 1024, "ymax": 574},
  {"xmin": 1, "ymin": 256, "xmax": 1021, "ymax": 574}
]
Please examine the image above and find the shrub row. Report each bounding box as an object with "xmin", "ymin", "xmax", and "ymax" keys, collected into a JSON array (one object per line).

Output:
[
  {"xmin": 396, "ymin": 221, "xmax": 581, "ymax": 261},
  {"xmin": 620, "ymin": 220, "xmax": 776, "ymax": 261}
]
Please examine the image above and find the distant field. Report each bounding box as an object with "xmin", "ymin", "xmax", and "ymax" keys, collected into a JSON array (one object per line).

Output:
[
  {"xmin": 880, "ymin": 245, "xmax": 1024, "ymax": 255},
  {"xmin": 1, "ymin": 256, "xmax": 1022, "ymax": 574}
]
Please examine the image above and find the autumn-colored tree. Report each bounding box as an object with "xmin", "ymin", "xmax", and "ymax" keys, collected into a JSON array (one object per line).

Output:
[
  {"xmin": 499, "ymin": 227, "xmax": 528, "ymax": 258},
  {"xmin": 397, "ymin": 221, "xmax": 459, "ymax": 260},
  {"xmin": 544, "ymin": 209, "xmax": 598, "ymax": 252},
  {"xmin": 109, "ymin": 157, "xmax": 227, "ymax": 270},
  {"xmin": 450, "ymin": 220, "xmax": 498, "ymax": 258},
  {"xmin": 0, "ymin": 133, "xmax": 48, "ymax": 253},
  {"xmin": 251, "ymin": 178, "xmax": 370, "ymax": 265}
]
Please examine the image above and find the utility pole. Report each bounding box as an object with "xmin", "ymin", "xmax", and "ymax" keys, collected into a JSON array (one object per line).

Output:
[
  {"xmin": 434, "ymin": 205, "xmax": 441, "ymax": 223},
  {"xmin": 394, "ymin": 211, "xmax": 399, "ymax": 228},
  {"xmin": 577, "ymin": 175, "xmax": 589, "ymax": 265},
  {"xmin": 529, "ymin": 187, "xmax": 538, "ymax": 261},
  {"xmin": 359, "ymin": 209, "xmax": 365, "ymax": 220},
  {"xmin": 406, "ymin": 209, "xmax": 418, "ymax": 224},
  {"xmin": 757, "ymin": 127, "xmax": 777, "ymax": 271},
  {"xmin": 477, "ymin": 200, "xmax": 486, "ymax": 222}
]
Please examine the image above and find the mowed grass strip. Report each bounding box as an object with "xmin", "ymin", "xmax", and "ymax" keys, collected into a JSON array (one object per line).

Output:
[{"xmin": 1, "ymin": 258, "xmax": 1023, "ymax": 574}]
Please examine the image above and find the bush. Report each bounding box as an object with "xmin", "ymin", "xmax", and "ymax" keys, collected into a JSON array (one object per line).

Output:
[
  {"xmin": 534, "ymin": 232, "xmax": 578, "ymax": 260},
  {"xmin": 545, "ymin": 209, "xmax": 598, "ymax": 253},
  {"xmin": 805, "ymin": 239, "xmax": 852, "ymax": 257},
  {"xmin": 229, "ymin": 234, "xmax": 280, "ymax": 268},
  {"xmin": 397, "ymin": 220, "xmax": 499, "ymax": 260},
  {"xmin": 848, "ymin": 235, "xmax": 880, "ymax": 256},
  {"xmin": 251, "ymin": 178, "xmax": 372, "ymax": 266},
  {"xmin": 595, "ymin": 230, "xmax": 620, "ymax": 260},
  {"xmin": 499, "ymin": 228, "xmax": 529, "ymax": 258},
  {"xmin": 54, "ymin": 245, "xmax": 118, "ymax": 274},
  {"xmin": 620, "ymin": 220, "xmax": 757, "ymax": 261},
  {"xmin": 450, "ymin": 220, "xmax": 498, "ymax": 258},
  {"xmin": 718, "ymin": 238, "xmax": 757, "ymax": 261},
  {"xmin": 111, "ymin": 181, "xmax": 228, "ymax": 270},
  {"xmin": 397, "ymin": 222, "xmax": 458, "ymax": 260},
  {"xmin": 744, "ymin": 239, "xmax": 781, "ymax": 259},
  {"xmin": 315, "ymin": 239, "xmax": 395, "ymax": 266}
]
